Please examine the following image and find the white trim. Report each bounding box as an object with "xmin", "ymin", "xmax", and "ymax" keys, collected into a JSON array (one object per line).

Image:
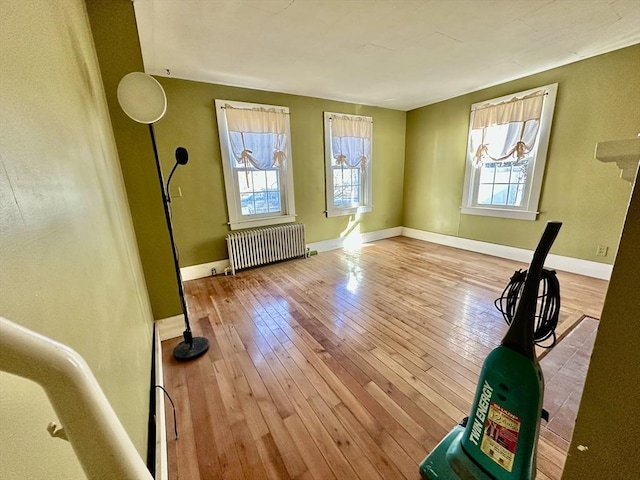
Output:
[
  {"xmin": 156, "ymin": 315, "xmax": 184, "ymax": 341},
  {"xmin": 461, "ymin": 83, "xmax": 558, "ymax": 221},
  {"xmin": 175, "ymin": 228, "xmax": 402, "ymax": 284},
  {"xmin": 324, "ymin": 111, "xmax": 374, "ymax": 218},
  {"xmin": 154, "ymin": 326, "xmax": 168, "ymax": 480},
  {"xmin": 229, "ymin": 214, "xmax": 297, "ymax": 231},
  {"xmin": 173, "ymin": 224, "xmax": 610, "ymax": 284},
  {"xmin": 181, "ymin": 259, "xmax": 230, "ymax": 281},
  {"xmin": 326, "ymin": 205, "xmax": 372, "ymax": 218},
  {"xmin": 215, "ymin": 99, "xmax": 296, "ymax": 231},
  {"xmin": 402, "ymin": 227, "xmax": 612, "ymax": 280},
  {"xmin": 0, "ymin": 316, "xmax": 153, "ymax": 480},
  {"xmin": 595, "ymin": 138, "xmax": 640, "ymax": 183},
  {"xmin": 308, "ymin": 227, "xmax": 402, "ymax": 253},
  {"xmin": 460, "ymin": 205, "xmax": 538, "ymax": 221}
]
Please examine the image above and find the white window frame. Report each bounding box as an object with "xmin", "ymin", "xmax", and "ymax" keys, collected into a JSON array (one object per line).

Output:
[
  {"xmin": 461, "ymin": 83, "xmax": 558, "ymax": 221},
  {"xmin": 324, "ymin": 112, "xmax": 373, "ymax": 217},
  {"xmin": 215, "ymin": 99, "xmax": 296, "ymax": 230}
]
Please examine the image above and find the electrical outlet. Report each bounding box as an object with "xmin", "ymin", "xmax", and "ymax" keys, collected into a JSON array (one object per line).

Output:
[{"xmin": 596, "ymin": 245, "xmax": 608, "ymax": 257}]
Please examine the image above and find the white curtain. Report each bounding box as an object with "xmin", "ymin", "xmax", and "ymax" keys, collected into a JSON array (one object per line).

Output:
[
  {"xmin": 330, "ymin": 114, "xmax": 372, "ymax": 169},
  {"xmin": 223, "ymin": 104, "xmax": 288, "ymax": 171},
  {"xmin": 470, "ymin": 90, "xmax": 545, "ymax": 165}
]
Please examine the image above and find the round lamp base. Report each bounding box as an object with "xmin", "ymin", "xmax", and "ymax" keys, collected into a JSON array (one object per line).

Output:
[{"xmin": 173, "ymin": 336, "xmax": 209, "ymax": 361}]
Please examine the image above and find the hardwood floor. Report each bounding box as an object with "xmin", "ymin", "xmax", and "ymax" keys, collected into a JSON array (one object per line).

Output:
[
  {"xmin": 162, "ymin": 237, "xmax": 608, "ymax": 480},
  {"xmin": 539, "ymin": 317, "xmax": 599, "ymax": 445}
]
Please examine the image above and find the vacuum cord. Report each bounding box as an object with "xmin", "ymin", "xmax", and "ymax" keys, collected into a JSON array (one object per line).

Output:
[{"xmin": 494, "ymin": 268, "xmax": 561, "ymax": 348}]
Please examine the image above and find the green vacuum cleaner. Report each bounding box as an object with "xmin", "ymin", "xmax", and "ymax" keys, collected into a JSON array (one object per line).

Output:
[{"xmin": 419, "ymin": 221, "xmax": 562, "ymax": 480}]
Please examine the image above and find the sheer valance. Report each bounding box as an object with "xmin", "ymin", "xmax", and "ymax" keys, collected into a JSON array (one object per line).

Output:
[
  {"xmin": 471, "ymin": 90, "xmax": 546, "ymax": 165},
  {"xmin": 224, "ymin": 105, "xmax": 289, "ymax": 134},
  {"xmin": 330, "ymin": 114, "xmax": 373, "ymax": 139},
  {"xmin": 222, "ymin": 104, "xmax": 289, "ymax": 172},
  {"xmin": 329, "ymin": 114, "xmax": 373, "ymax": 170},
  {"xmin": 472, "ymin": 90, "xmax": 545, "ymax": 129}
]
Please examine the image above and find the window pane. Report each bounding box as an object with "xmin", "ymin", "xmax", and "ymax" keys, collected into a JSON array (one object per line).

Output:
[
  {"xmin": 252, "ymin": 170, "xmax": 267, "ymax": 192},
  {"xmin": 507, "ymin": 184, "xmax": 519, "ymax": 206},
  {"xmin": 495, "ymin": 165, "xmax": 511, "ymax": 183},
  {"xmin": 252, "ymin": 191, "xmax": 268, "ymax": 214},
  {"xmin": 333, "ymin": 187, "xmax": 344, "ymax": 206},
  {"xmin": 514, "ymin": 183, "xmax": 526, "ymax": 206},
  {"xmin": 476, "ymin": 160, "xmax": 529, "ymax": 207},
  {"xmin": 514, "ymin": 160, "xmax": 528, "ymax": 183},
  {"xmin": 343, "ymin": 185, "xmax": 354, "ymax": 203},
  {"xmin": 335, "ymin": 185, "xmax": 357, "ymax": 207},
  {"xmin": 491, "ymin": 184, "xmax": 508, "ymax": 205},
  {"xmin": 478, "ymin": 185, "xmax": 494, "ymax": 205},
  {"xmin": 351, "ymin": 168, "xmax": 361, "ymax": 186},
  {"xmin": 479, "ymin": 164, "xmax": 496, "ymax": 183},
  {"xmin": 331, "ymin": 167, "xmax": 362, "ymax": 206},
  {"xmin": 236, "ymin": 168, "xmax": 282, "ymax": 216},
  {"xmin": 351, "ymin": 186, "xmax": 361, "ymax": 203},
  {"xmin": 238, "ymin": 172, "xmax": 253, "ymax": 193},
  {"xmin": 240, "ymin": 193, "xmax": 254, "ymax": 214},
  {"xmin": 266, "ymin": 170, "xmax": 279, "ymax": 190},
  {"xmin": 267, "ymin": 191, "xmax": 281, "ymax": 213}
]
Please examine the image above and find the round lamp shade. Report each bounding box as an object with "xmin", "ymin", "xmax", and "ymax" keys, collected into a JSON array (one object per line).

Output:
[{"xmin": 117, "ymin": 72, "xmax": 167, "ymax": 124}]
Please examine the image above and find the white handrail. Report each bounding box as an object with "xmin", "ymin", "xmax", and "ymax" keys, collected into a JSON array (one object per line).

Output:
[{"xmin": 0, "ymin": 316, "xmax": 153, "ymax": 480}]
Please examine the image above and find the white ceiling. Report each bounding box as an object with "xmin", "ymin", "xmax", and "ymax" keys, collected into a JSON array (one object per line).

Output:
[{"xmin": 133, "ymin": 0, "xmax": 640, "ymax": 111}]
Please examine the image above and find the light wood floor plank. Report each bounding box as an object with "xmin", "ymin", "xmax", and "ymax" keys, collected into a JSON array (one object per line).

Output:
[{"xmin": 163, "ymin": 237, "xmax": 607, "ymax": 479}]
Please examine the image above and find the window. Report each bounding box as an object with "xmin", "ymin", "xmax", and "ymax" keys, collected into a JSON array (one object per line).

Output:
[
  {"xmin": 461, "ymin": 83, "xmax": 558, "ymax": 221},
  {"xmin": 215, "ymin": 99, "xmax": 295, "ymax": 230},
  {"xmin": 324, "ymin": 112, "xmax": 373, "ymax": 217}
]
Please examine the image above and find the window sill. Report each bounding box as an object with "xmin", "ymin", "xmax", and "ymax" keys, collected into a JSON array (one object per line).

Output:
[
  {"xmin": 326, "ymin": 205, "xmax": 372, "ymax": 218},
  {"xmin": 229, "ymin": 214, "xmax": 296, "ymax": 231},
  {"xmin": 461, "ymin": 206, "xmax": 538, "ymax": 221}
]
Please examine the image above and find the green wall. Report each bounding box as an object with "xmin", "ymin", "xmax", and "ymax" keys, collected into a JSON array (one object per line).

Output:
[
  {"xmin": 153, "ymin": 78, "xmax": 407, "ymax": 269},
  {"xmin": 84, "ymin": 3, "xmax": 637, "ymax": 325},
  {"xmin": 1, "ymin": 2, "xmax": 636, "ymax": 477},
  {"xmin": 404, "ymin": 45, "xmax": 640, "ymax": 263},
  {"xmin": 0, "ymin": 0, "xmax": 153, "ymax": 478},
  {"xmin": 86, "ymin": 0, "xmax": 181, "ymax": 319},
  {"xmin": 563, "ymin": 171, "xmax": 640, "ymax": 479},
  {"xmin": 86, "ymin": 1, "xmax": 405, "ymax": 319}
]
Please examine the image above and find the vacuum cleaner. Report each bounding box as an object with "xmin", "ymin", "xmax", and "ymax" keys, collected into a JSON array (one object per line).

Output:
[{"xmin": 419, "ymin": 221, "xmax": 562, "ymax": 480}]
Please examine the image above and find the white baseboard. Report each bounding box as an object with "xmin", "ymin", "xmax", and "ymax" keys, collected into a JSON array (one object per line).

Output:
[
  {"xmin": 154, "ymin": 326, "xmax": 168, "ymax": 480},
  {"xmin": 173, "ymin": 225, "xmax": 609, "ymax": 283},
  {"xmin": 177, "ymin": 227, "xmax": 402, "ymax": 281},
  {"xmin": 402, "ymin": 227, "xmax": 613, "ymax": 280},
  {"xmin": 156, "ymin": 314, "xmax": 184, "ymax": 341},
  {"xmin": 308, "ymin": 226, "xmax": 403, "ymax": 253},
  {"xmin": 181, "ymin": 259, "xmax": 230, "ymax": 281}
]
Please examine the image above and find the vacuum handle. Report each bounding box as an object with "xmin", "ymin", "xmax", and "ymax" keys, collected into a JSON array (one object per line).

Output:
[
  {"xmin": 501, "ymin": 221, "xmax": 562, "ymax": 358},
  {"xmin": 528, "ymin": 221, "xmax": 562, "ymax": 280}
]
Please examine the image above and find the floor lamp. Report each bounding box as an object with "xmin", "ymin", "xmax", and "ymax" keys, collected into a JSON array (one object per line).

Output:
[{"xmin": 116, "ymin": 72, "xmax": 209, "ymax": 361}]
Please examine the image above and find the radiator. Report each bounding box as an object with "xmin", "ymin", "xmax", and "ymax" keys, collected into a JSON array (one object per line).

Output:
[{"xmin": 226, "ymin": 223, "xmax": 307, "ymax": 275}]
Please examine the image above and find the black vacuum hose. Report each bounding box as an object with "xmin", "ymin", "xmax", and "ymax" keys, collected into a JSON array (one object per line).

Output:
[{"xmin": 495, "ymin": 268, "xmax": 561, "ymax": 348}]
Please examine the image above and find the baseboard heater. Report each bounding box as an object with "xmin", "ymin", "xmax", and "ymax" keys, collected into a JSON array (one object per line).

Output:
[{"xmin": 226, "ymin": 223, "xmax": 307, "ymax": 275}]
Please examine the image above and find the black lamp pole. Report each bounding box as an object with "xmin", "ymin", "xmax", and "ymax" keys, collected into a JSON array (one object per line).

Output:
[
  {"xmin": 148, "ymin": 125, "xmax": 209, "ymax": 361},
  {"xmin": 116, "ymin": 71, "xmax": 208, "ymax": 361}
]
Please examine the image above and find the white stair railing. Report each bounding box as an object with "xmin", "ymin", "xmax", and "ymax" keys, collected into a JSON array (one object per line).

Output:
[{"xmin": 0, "ymin": 316, "xmax": 153, "ymax": 480}]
